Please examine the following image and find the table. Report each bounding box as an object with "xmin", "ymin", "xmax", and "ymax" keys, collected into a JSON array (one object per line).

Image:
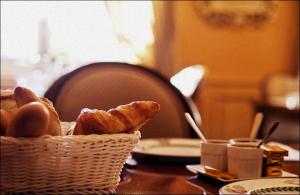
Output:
[{"xmin": 117, "ymin": 159, "xmax": 299, "ymax": 194}]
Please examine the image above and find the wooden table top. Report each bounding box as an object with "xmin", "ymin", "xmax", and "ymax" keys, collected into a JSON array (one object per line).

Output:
[{"xmin": 117, "ymin": 160, "xmax": 299, "ymax": 194}]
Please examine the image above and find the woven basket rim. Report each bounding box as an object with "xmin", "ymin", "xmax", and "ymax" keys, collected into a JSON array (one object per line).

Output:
[{"xmin": 0, "ymin": 131, "xmax": 141, "ymax": 144}]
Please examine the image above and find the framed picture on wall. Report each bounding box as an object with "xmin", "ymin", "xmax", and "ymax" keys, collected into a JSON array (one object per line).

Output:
[{"xmin": 194, "ymin": 1, "xmax": 278, "ymax": 28}]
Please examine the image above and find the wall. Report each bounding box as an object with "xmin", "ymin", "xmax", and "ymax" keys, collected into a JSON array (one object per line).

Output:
[{"xmin": 173, "ymin": 1, "xmax": 299, "ymax": 139}]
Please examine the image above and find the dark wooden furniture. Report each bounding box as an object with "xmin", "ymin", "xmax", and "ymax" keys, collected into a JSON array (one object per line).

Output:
[
  {"xmin": 256, "ymin": 104, "xmax": 299, "ymax": 144},
  {"xmin": 117, "ymin": 152, "xmax": 299, "ymax": 194}
]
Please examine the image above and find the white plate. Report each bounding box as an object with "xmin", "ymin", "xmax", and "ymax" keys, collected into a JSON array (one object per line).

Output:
[
  {"xmin": 132, "ymin": 138, "xmax": 201, "ymax": 163},
  {"xmin": 186, "ymin": 164, "xmax": 298, "ymax": 183},
  {"xmin": 219, "ymin": 178, "xmax": 299, "ymax": 194}
]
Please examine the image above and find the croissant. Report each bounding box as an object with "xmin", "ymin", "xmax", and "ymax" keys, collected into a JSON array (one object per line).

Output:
[{"xmin": 73, "ymin": 101, "xmax": 160, "ymax": 135}]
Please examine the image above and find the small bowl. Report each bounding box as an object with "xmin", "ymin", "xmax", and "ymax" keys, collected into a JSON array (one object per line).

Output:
[
  {"xmin": 227, "ymin": 143, "xmax": 263, "ymax": 178},
  {"xmin": 201, "ymin": 139, "xmax": 228, "ymax": 171}
]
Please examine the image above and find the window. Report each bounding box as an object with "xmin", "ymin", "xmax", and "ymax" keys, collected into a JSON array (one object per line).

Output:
[
  {"xmin": 1, "ymin": 1, "xmax": 144, "ymax": 65},
  {"xmin": 1, "ymin": 1, "xmax": 154, "ymax": 94}
]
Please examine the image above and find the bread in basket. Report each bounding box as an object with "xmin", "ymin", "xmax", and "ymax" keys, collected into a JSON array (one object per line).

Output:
[{"xmin": 0, "ymin": 87, "xmax": 160, "ymax": 194}]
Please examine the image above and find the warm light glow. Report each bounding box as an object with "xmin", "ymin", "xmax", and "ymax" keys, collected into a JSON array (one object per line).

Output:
[
  {"xmin": 1, "ymin": 1, "xmax": 154, "ymax": 66},
  {"xmin": 285, "ymin": 96, "xmax": 298, "ymax": 110},
  {"xmin": 106, "ymin": 1, "xmax": 154, "ymax": 60},
  {"xmin": 1, "ymin": 1, "xmax": 154, "ymax": 95},
  {"xmin": 116, "ymin": 1, "xmax": 154, "ymax": 53}
]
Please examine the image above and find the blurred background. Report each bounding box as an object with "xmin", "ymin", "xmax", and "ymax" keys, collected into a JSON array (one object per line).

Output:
[{"xmin": 1, "ymin": 1, "xmax": 299, "ymax": 140}]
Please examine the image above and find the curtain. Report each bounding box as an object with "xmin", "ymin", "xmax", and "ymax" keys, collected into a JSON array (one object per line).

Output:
[
  {"xmin": 105, "ymin": 1, "xmax": 155, "ymax": 67},
  {"xmin": 105, "ymin": 1, "xmax": 176, "ymax": 77},
  {"xmin": 152, "ymin": 1, "xmax": 176, "ymax": 77}
]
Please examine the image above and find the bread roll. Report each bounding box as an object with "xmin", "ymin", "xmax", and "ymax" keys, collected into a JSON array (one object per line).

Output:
[
  {"xmin": 0, "ymin": 89, "xmax": 17, "ymax": 113},
  {"xmin": 39, "ymin": 97, "xmax": 61, "ymax": 136},
  {"xmin": 6, "ymin": 102, "xmax": 50, "ymax": 137},
  {"xmin": 14, "ymin": 86, "xmax": 40, "ymax": 107},
  {"xmin": 74, "ymin": 101, "xmax": 160, "ymax": 135},
  {"xmin": 13, "ymin": 86, "xmax": 61, "ymax": 136},
  {"xmin": 0, "ymin": 109, "xmax": 12, "ymax": 135}
]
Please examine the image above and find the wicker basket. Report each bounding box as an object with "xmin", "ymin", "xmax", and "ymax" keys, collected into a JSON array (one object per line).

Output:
[{"xmin": 0, "ymin": 122, "xmax": 140, "ymax": 194}]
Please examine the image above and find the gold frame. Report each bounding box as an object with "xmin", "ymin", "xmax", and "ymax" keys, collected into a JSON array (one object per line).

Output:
[{"xmin": 194, "ymin": 1, "xmax": 278, "ymax": 28}]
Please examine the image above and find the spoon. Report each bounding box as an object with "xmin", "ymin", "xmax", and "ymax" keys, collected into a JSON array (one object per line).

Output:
[
  {"xmin": 249, "ymin": 112, "xmax": 264, "ymax": 142},
  {"xmin": 257, "ymin": 122, "xmax": 280, "ymax": 148},
  {"xmin": 185, "ymin": 113, "xmax": 207, "ymax": 143}
]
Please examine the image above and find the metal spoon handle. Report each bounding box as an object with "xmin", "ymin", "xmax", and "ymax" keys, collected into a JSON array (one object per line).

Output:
[
  {"xmin": 257, "ymin": 122, "xmax": 280, "ymax": 148},
  {"xmin": 185, "ymin": 113, "xmax": 208, "ymax": 143}
]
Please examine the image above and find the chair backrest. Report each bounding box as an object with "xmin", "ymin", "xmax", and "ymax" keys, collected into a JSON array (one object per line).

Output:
[
  {"xmin": 44, "ymin": 62, "xmax": 197, "ymax": 138},
  {"xmin": 170, "ymin": 64, "xmax": 207, "ymax": 126},
  {"xmin": 258, "ymin": 73, "xmax": 299, "ymax": 144},
  {"xmin": 170, "ymin": 65, "xmax": 206, "ymax": 98},
  {"xmin": 262, "ymin": 73, "xmax": 299, "ymax": 105}
]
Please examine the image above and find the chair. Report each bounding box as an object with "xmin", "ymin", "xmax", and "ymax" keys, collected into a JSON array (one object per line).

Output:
[
  {"xmin": 262, "ymin": 73, "xmax": 299, "ymax": 107},
  {"xmin": 257, "ymin": 73, "xmax": 299, "ymax": 144},
  {"xmin": 44, "ymin": 62, "xmax": 201, "ymax": 138},
  {"xmin": 170, "ymin": 65, "xmax": 206, "ymax": 126}
]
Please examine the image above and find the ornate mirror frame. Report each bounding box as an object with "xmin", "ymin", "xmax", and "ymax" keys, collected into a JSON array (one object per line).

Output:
[{"xmin": 194, "ymin": 1, "xmax": 279, "ymax": 28}]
